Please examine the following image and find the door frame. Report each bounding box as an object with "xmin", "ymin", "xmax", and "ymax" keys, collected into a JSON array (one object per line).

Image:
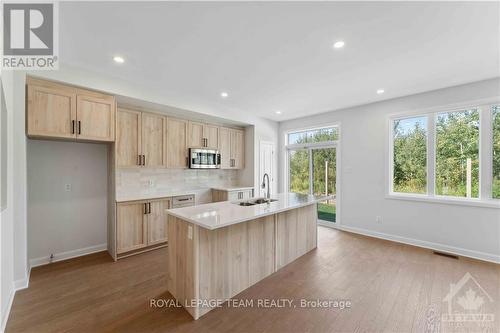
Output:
[{"xmin": 286, "ymin": 142, "xmax": 341, "ymax": 226}]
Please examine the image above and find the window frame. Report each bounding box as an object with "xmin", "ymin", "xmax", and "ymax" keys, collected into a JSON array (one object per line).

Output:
[{"xmin": 387, "ymin": 98, "xmax": 500, "ymax": 208}]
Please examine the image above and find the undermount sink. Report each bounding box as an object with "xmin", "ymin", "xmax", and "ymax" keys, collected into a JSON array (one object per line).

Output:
[{"xmin": 235, "ymin": 198, "xmax": 278, "ymax": 206}]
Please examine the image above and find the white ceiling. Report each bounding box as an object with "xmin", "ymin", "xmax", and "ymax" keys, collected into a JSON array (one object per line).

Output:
[{"xmin": 59, "ymin": 1, "xmax": 500, "ymax": 121}]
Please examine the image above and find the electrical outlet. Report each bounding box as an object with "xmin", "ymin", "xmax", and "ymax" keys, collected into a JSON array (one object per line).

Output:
[
  {"xmin": 188, "ymin": 226, "xmax": 193, "ymax": 240},
  {"xmin": 147, "ymin": 179, "xmax": 154, "ymax": 188},
  {"xmin": 375, "ymin": 216, "xmax": 382, "ymax": 224},
  {"xmin": 65, "ymin": 184, "xmax": 72, "ymax": 192}
]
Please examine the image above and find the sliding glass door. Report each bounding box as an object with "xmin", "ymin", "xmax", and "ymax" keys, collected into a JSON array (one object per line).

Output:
[
  {"xmin": 312, "ymin": 147, "xmax": 336, "ymax": 223},
  {"xmin": 288, "ymin": 146, "xmax": 337, "ymax": 223}
]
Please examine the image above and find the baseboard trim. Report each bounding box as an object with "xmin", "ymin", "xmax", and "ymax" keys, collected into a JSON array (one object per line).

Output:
[
  {"xmin": 329, "ymin": 224, "xmax": 500, "ymax": 264},
  {"xmin": 29, "ymin": 243, "xmax": 107, "ymax": 268},
  {"xmin": 1, "ymin": 285, "xmax": 15, "ymax": 333}
]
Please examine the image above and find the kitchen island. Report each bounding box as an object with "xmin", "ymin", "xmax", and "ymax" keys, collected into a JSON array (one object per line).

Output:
[{"xmin": 165, "ymin": 192, "xmax": 332, "ymax": 319}]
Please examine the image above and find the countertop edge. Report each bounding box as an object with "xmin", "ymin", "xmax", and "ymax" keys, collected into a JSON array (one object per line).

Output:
[{"xmin": 166, "ymin": 196, "xmax": 332, "ymax": 230}]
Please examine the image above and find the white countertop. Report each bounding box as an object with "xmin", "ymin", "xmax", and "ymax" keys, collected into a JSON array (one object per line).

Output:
[
  {"xmin": 116, "ymin": 190, "xmax": 196, "ymax": 203},
  {"xmin": 166, "ymin": 192, "xmax": 333, "ymax": 230},
  {"xmin": 211, "ymin": 186, "xmax": 255, "ymax": 191}
]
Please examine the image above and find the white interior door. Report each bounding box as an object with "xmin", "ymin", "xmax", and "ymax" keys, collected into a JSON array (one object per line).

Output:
[{"xmin": 259, "ymin": 141, "xmax": 275, "ymax": 198}]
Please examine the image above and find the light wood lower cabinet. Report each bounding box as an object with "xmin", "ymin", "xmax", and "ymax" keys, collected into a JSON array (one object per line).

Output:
[
  {"xmin": 116, "ymin": 198, "xmax": 170, "ymax": 255},
  {"xmin": 26, "ymin": 77, "xmax": 116, "ymax": 142},
  {"xmin": 212, "ymin": 188, "xmax": 254, "ymax": 202}
]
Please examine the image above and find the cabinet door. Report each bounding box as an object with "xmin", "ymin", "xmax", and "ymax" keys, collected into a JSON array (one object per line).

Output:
[
  {"xmin": 230, "ymin": 129, "xmax": 245, "ymax": 169},
  {"xmin": 227, "ymin": 191, "xmax": 240, "ymax": 201},
  {"xmin": 116, "ymin": 202, "xmax": 147, "ymax": 254},
  {"xmin": 167, "ymin": 118, "xmax": 188, "ymax": 168},
  {"xmin": 76, "ymin": 93, "xmax": 116, "ymax": 142},
  {"xmin": 243, "ymin": 189, "xmax": 254, "ymax": 199},
  {"xmin": 188, "ymin": 121, "xmax": 204, "ymax": 147},
  {"xmin": 142, "ymin": 113, "xmax": 165, "ymax": 167},
  {"xmin": 204, "ymin": 124, "xmax": 219, "ymax": 149},
  {"xmin": 116, "ymin": 109, "xmax": 141, "ymax": 168},
  {"xmin": 27, "ymin": 80, "xmax": 77, "ymax": 139},
  {"xmin": 147, "ymin": 199, "xmax": 170, "ymax": 245},
  {"xmin": 219, "ymin": 127, "xmax": 231, "ymax": 169}
]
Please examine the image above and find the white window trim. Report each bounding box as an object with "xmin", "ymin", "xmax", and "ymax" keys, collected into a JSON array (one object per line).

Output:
[{"xmin": 387, "ymin": 98, "xmax": 500, "ymax": 208}]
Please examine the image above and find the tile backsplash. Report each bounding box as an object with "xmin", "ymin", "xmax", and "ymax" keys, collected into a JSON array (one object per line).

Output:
[{"xmin": 116, "ymin": 168, "xmax": 241, "ymax": 203}]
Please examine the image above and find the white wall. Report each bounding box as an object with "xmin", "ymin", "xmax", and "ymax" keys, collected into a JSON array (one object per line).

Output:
[
  {"xmin": 0, "ymin": 70, "xmax": 28, "ymax": 332},
  {"xmin": 279, "ymin": 78, "xmax": 500, "ymax": 262},
  {"xmin": 27, "ymin": 140, "xmax": 108, "ymax": 267}
]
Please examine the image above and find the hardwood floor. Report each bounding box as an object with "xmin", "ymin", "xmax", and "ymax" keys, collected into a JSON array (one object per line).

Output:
[{"xmin": 6, "ymin": 227, "xmax": 500, "ymax": 333}]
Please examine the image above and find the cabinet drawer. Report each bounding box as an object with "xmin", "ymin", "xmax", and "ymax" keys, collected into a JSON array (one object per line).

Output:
[{"xmin": 172, "ymin": 195, "xmax": 195, "ymax": 208}]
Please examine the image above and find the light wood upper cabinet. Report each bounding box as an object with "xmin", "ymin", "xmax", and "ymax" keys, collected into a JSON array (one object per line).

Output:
[
  {"xmin": 188, "ymin": 121, "xmax": 204, "ymax": 147},
  {"xmin": 142, "ymin": 113, "xmax": 166, "ymax": 167},
  {"xmin": 27, "ymin": 79, "xmax": 77, "ymax": 139},
  {"xmin": 116, "ymin": 108, "xmax": 165, "ymax": 168},
  {"xmin": 147, "ymin": 199, "xmax": 170, "ymax": 245},
  {"xmin": 116, "ymin": 109, "xmax": 141, "ymax": 168},
  {"xmin": 219, "ymin": 127, "xmax": 231, "ymax": 169},
  {"xmin": 219, "ymin": 127, "xmax": 245, "ymax": 169},
  {"xmin": 188, "ymin": 122, "xmax": 219, "ymax": 149},
  {"xmin": 167, "ymin": 118, "xmax": 188, "ymax": 168},
  {"xmin": 116, "ymin": 201, "xmax": 147, "ymax": 254},
  {"xmin": 204, "ymin": 124, "xmax": 219, "ymax": 149},
  {"xmin": 76, "ymin": 94, "xmax": 115, "ymax": 142},
  {"xmin": 26, "ymin": 77, "xmax": 116, "ymax": 142},
  {"xmin": 231, "ymin": 128, "xmax": 245, "ymax": 169}
]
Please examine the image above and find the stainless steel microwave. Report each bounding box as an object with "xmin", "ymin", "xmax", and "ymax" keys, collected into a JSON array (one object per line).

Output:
[{"xmin": 189, "ymin": 148, "xmax": 220, "ymax": 169}]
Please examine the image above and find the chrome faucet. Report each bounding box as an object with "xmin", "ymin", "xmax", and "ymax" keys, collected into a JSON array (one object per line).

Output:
[{"xmin": 261, "ymin": 173, "xmax": 270, "ymax": 200}]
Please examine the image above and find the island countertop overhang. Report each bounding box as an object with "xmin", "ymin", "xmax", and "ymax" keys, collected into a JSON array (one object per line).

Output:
[{"xmin": 165, "ymin": 192, "xmax": 333, "ymax": 230}]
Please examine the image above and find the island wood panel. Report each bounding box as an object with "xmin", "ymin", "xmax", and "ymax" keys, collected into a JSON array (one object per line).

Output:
[
  {"xmin": 197, "ymin": 215, "xmax": 275, "ymax": 318},
  {"xmin": 275, "ymin": 203, "xmax": 317, "ymax": 269},
  {"xmin": 167, "ymin": 216, "xmax": 199, "ymax": 319}
]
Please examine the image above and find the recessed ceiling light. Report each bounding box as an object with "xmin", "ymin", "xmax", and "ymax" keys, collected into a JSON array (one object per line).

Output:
[
  {"xmin": 220, "ymin": 91, "xmax": 229, "ymax": 98},
  {"xmin": 113, "ymin": 56, "xmax": 125, "ymax": 63},
  {"xmin": 333, "ymin": 40, "xmax": 345, "ymax": 49},
  {"xmin": 275, "ymin": 111, "xmax": 282, "ymax": 115},
  {"xmin": 377, "ymin": 89, "xmax": 385, "ymax": 94}
]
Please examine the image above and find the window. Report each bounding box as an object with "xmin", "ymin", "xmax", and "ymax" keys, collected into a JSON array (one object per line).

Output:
[
  {"xmin": 289, "ymin": 149, "xmax": 310, "ymax": 194},
  {"xmin": 287, "ymin": 126, "xmax": 338, "ymax": 145},
  {"xmin": 389, "ymin": 103, "xmax": 500, "ymax": 203},
  {"xmin": 493, "ymin": 105, "xmax": 500, "ymax": 199},
  {"xmin": 436, "ymin": 109, "xmax": 480, "ymax": 198},
  {"xmin": 392, "ymin": 116, "xmax": 427, "ymax": 194}
]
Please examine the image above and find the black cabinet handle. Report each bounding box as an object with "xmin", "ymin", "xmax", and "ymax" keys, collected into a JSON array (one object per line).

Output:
[
  {"xmin": 77, "ymin": 121, "xmax": 81, "ymax": 135},
  {"xmin": 144, "ymin": 203, "xmax": 147, "ymax": 214},
  {"xmin": 138, "ymin": 155, "xmax": 141, "ymax": 166},
  {"xmin": 71, "ymin": 120, "xmax": 75, "ymax": 134},
  {"xmin": 142, "ymin": 155, "xmax": 146, "ymax": 166},
  {"xmin": 148, "ymin": 202, "xmax": 151, "ymax": 214}
]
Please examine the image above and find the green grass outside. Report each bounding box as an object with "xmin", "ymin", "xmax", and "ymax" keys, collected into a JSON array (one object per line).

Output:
[{"xmin": 317, "ymin": 203, "xmax": 336, "ymax": 223}]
